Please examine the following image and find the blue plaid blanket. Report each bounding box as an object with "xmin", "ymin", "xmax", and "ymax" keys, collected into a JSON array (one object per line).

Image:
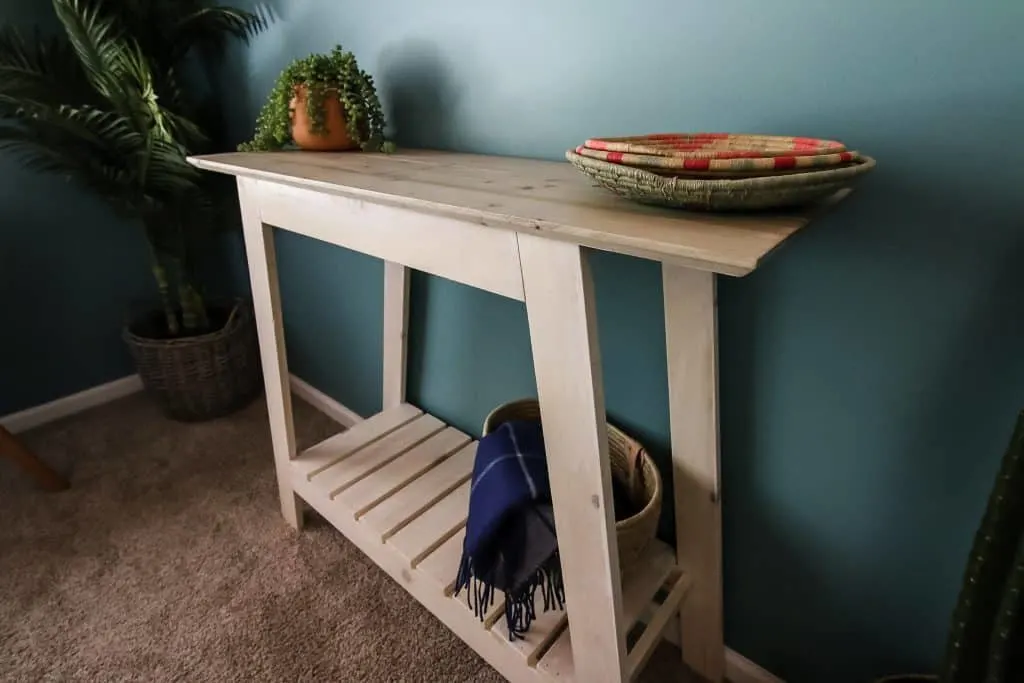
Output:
[{"xmin": 454, "ymin": 420, "xmax": 565, "ymax": 639}]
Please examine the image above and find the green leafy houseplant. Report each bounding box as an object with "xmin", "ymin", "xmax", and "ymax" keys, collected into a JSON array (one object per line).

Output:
[
  {"xmin": 0, "ymin": 0, "xmax": 266, "ymax": 337},
  {"xmin": 239, "ymin": 45, "xmax": 394, "ymax": 153},
  {"xmin": 0, "ymin": 0, "xmax": 270, "ymax": 420}
]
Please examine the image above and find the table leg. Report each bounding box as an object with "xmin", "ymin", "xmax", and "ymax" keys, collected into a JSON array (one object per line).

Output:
[
  {"xmin": 238, "ymin": 178, "xmax": 303, "ymax": 530},
  {"xmin": 663, "ymin": 265, "xmax": 724, "ymax": 681},
  {"xmin": 0, "ymin": 426, "xmax": 69, "ymax": 492},
  {"xmin": 382, "ymin": 262, "xmax": 411, "ymax": 410},
  {"xmin": 518, "ymin": 234, "xmax": 628, "ymax": 682}
]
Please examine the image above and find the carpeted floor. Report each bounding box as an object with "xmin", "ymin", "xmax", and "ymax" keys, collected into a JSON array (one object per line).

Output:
[{"xmin": 0, "ymin": 393, "xmax": 695, "ymax": 682}]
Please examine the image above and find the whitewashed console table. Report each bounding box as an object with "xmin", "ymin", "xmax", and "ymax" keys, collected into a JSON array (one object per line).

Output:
[{"xmin": 190, "ymin": 150, "xmax": 845, "ymax": 683}]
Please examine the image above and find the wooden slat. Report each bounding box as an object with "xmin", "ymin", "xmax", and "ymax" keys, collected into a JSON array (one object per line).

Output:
[
  {"xmin": 433, "ymin": 529, "xmax": 508, "ymax": 629},
  {"xmin": 538, "ymin": 541, "xmax": 682, "ymax": 682},
  {"xmin": 492, "ymin": 597, "xmax": 569, "ymax": 667},
  {"xmin": 294, "ymin": 403, "xmax": 422, "ymax": 480},
  {"xmin": 310, "ymin": 414, "xmax": 445, "ymax": 498},
  {"xmin": 191, "ymin": 150, "xmax": 844, "ymax": 276},
  {"xmin": 451, "ymin": 582, "xmax": 507, "ymax": 630},
  {"xmin": 361, "ymin": 442, "xmax": 476, "ymax": 540},
  {"xmin": 663, "ymin": 264, "xmax": 724, "ymax": 681},
  {"xmin": 387, "ymin": 480, "xmax": 470, "ymax": 566},
  {"xmin": 538, "ymin": 625, "xmax": 574, "ymax": 680},
  {"xmin": 620, "ymin": 540, "xmax": 677, "ymax": 633},
  {"xmin": 289, "ymin": 449, "xmax": 553, "ymax": 683},
  {"xmin": 416, "ymin": 526, "xmax": 466, "ymax": 594},
  {"xmin": 519, "ymin": 233, "xmax": 627, "ymax": 681},
  {"xmin": 382, "ymin": 261, "xmax": 410, "ymax": 409},
  {"xmin": 336, "ymin": 427, "xmax": 471, "ymax": 518},
  {"xmin": 237, "ymin": 178, "xmax": 302, "ymax": 529},
  {"xmin": 625, "ymin": 574, "xmax": 693, "ymax": 680}
]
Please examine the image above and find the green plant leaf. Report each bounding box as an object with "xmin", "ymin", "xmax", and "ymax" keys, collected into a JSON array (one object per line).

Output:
[
  {"xmin": 51, "ymin": 0, "xmax": 126, "ymax": 103},
  {"xmin": 5, "ymin": 0, "xmax": 271, "ymax": 337}
]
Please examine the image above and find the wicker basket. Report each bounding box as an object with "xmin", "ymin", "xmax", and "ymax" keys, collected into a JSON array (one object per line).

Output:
[
  {"xmin": 124, "ymin": 299, "xmax": 262, "ymax": 422},
  {"xmin": 482, "ymin": 398, "xmax": 662, "ymax": 570},
  {"xmin": 566, "ymin": 149, "xmax": 876, "ymax": 211}
]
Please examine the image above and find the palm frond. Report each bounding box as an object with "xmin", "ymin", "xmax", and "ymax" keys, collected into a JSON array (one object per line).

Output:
[
  {"xmin": 170, "ymin": 4, "xmax": 269, "ymax": 62},
  {"xmin": 0, "ymin": 124, "xmax": 137, "ymax": 212},
  {"xmin": 0, "ymin": 26, "xmax": 98, "ymax": 106},
  {"xmin": 144, "ymin": 138, "xmax": 200, "ymax": 196},
  {"xmin": 51, "ymin": 0, "xmax": 128, "ymax": 103},
  {"xmin": 1, "ymin": 100, "xmax": 144, "ymax": 160}
]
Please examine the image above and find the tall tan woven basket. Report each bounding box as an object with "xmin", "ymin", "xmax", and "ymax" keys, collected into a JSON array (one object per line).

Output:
[{"xmin": 482, "ymin": 398, "xmax": 662, "ymax": 570}]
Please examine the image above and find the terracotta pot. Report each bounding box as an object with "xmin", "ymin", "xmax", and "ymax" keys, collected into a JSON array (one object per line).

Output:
[{"xmin": 289, "ymin": 85, "xmax": 358, "ymax": 151}]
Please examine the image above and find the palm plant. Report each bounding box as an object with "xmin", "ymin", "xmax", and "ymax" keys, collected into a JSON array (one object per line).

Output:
[{"xmin": 0, "ymin": 0, "xmax": 268, "ymax": 336}]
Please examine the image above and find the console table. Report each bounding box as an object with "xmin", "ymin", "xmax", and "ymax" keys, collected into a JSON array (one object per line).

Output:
[{"xmin": 190, "ymin": 150, "xmax": 845, "ymax": 682}]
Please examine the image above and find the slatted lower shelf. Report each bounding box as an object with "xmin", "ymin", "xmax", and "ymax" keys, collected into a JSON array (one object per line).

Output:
[{"xmin": 290, "ymin": 403, "xmax": 690, "ymax": 682}]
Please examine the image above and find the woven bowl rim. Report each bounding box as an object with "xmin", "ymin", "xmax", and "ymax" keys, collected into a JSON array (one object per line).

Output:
[
  {"xmin": 584, "ymin": 133, "xmax": 847, "ymax": 158},
  {"xmin": 573, "ymin": 145, "xmax": 862, "ymax": 173},
  {"xmin": 566, "ymin": 150, "xmax": 876, "ymax": 189}
]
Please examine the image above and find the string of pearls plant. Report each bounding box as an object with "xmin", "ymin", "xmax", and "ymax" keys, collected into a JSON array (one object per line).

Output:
[{"xmin": 239, "ymin": 45, "xmax": 394, "ymax": 152}]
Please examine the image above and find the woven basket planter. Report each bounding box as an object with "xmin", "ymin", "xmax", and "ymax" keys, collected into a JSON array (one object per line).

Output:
[
  {"xmin": 124, "ymin": 300, "xmax": 262, "ymax": 422},
  {"xmin": 566, "ymin": 150, "xmax": 876, "ymax": 211},
  {"xmin": 482, "ymin": 398, "xmax": 662, "ymax": 571}
]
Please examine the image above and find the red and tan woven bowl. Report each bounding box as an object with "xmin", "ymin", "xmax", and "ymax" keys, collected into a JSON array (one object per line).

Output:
[
  {"xmin": 584, "ymin": 133, "xmax": 847, "ymax": 158},
  {"xmin": 580, "ymin": 133, "xmax": 859, "ymax": 176},
  {"xmin": 565, "ymin": 148, "xmax": 875, "ymax": 211}
]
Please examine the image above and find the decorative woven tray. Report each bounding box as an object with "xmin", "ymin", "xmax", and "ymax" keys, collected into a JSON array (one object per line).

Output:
[
  {"xmin": 574, "ymin": 145, "xmax": 861, "ymax": 174},
  {"xmin": 566, "ymin": 149, "xmax": 875, "ymax": 211},
  {"xmin": 583, "ymin": 133, "xmax": 847, "ymax": 159}
]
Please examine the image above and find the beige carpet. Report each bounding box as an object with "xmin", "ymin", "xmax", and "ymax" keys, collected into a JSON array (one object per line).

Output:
[{"xmin": 0, "ymin": 393, "xmax": 695, "ymax": 682}]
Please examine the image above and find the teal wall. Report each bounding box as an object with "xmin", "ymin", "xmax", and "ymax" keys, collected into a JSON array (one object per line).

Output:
[
  {"xmin": 224, "ymin": 2, "xmax": 1024, "ymax": 680},
  {"xmin": 0, "ymin": 1, "xmax": 154, "ymax": 415}
]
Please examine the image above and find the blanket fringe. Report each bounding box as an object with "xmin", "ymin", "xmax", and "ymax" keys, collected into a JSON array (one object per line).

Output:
[{"xmin": 455, "ymin": 552, "xmax": 565, "ymax": 641}]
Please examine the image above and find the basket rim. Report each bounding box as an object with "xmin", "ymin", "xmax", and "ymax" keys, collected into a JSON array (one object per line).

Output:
[
  {"xmin": 567, "ymin": 150, "xmax": 876, "ymax": 189},
  {"xmin": 614, "ymin": 449, "xmax": 662, "ymax": 531},
  {"xmin": 481, "ymin": 397, "xmax": 662, "ymax": 530},
  {"xmin": 123, "ymin": 298, "xmax": 250, "ymax": 348}
]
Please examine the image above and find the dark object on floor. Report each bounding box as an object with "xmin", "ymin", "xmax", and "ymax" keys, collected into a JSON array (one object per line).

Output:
[
  {"xmin": 0, "ymin": 425, "xmax": 67, "ymax": 492},
  {"xmin": 124, "ymin": 300, "xmax": 262, "ymax": 421},
  {"xmin": 454, "ymin": 420, "xmax": 564, "ymax": 640}
]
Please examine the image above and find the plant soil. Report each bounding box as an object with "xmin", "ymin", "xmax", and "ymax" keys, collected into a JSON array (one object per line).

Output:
[{"xmin": 128, "ymin": 304, "xmax": 234, "ymax": 341}]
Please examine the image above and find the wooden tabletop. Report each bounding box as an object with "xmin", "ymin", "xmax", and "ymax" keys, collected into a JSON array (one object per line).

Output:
[{"xmin": 190, "ymin": 150, "xmax": 846, "ymax": 276}]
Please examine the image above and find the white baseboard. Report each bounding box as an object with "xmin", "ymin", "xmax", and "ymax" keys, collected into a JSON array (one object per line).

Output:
[
  {"xmin": 659, "ymin": 620, "xmax": 782, "ymax": 683},
  {"xmin": 726, "ymin": 651, "xmax": 784, "ymax": 683},
  {"xmin": 290, "ymin": 375, "xmax": 362, "ymax": 427},
  {"xmin": 1, "ymin": 375, "xmax": 144, "ymax": 434},
  {"xmin": 287, "ymin": 374, "xmax": 784, "ymax": 683}
]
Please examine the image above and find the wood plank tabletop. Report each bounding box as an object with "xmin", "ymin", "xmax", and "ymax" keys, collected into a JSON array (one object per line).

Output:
[{"xmin": 189, "ymin": 150, "xmax": 847, "ymax": 276}]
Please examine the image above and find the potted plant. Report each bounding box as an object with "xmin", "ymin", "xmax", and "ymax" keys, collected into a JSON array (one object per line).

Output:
[
  {"xmin": 0, "ymin": 0, "xmax": 269, "ymax": 421},
  {"xmin": 239, "ymin": 45, "xmax": 394, "ymax": 153},
  {"xmin": 878, "ymin": 412, "xmax": 1024, "ymax": 683}
]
